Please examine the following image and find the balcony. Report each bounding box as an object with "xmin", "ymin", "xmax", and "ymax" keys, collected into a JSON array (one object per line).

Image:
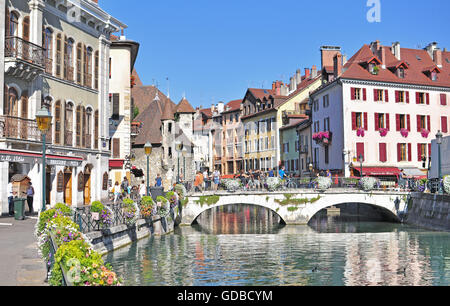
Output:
[
  {"xmin": 5, "ymin": 37, "xmax": 45, "ymax": 80},
  {"xmin": 0, "ymin": 116, "xmax": 52, "ymax": 143}
]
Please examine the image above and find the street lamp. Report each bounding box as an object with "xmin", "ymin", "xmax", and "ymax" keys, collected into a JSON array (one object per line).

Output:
[
  {"xmin": 144, "ymin": 142, "xmax": 152, "ymax": 196},
  {"xmin": 358, "ymin": 154, "xmax": 364, "ymax": 179},
  {"xmin": 436, "ymin": 131, "xmax": 443, "ymax": 195},
  {"xmin": 175, "ymin": 141, "xmax": 183, "ymax": 183},
  {"xmin": 36, "ymin": 106, "xmax": 52, "ymax": 212}
]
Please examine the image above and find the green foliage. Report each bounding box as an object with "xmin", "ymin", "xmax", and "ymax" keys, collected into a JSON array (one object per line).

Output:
[
  {"xmin": 180, "ymin": 198, "xmax": 189, "ymax": 207},
  {"xmin": 37, "ymin": 209, "xmax": 57, "ymax": 235},
  {"xmin": 133, "ymin": 106, "xmax": 139, "ymax": 119},
  {"xmin": 195, "ymin": 195, "xmax": 220, "ymax": 207},
  {"xmin": 54, "ymin": 203, "xmax": 73, "ymax": 216},
  {"xmin": 90, "ymin": 201, "xmax": 104, "ymax": 213},
  {"xmin": 275, "ymin": 194, "xmax": 321, "ymax": 206},
  {"xmin": 122, "ymin": 198, "xmax": 134, "ymax": 207},
  {"xmin": 287, "ymin": 207, "xmax": 299, "ymax": 212},
  {"xmin": 157, "ymin": 196, "xmax": 168, "ymax": 203}
]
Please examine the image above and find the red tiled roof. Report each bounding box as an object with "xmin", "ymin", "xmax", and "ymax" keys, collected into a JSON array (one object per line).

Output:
[
  {"xmin": 176, "ymin": 98, "xmax": 195, "ymax": 113},
  {"xmin": 222, "ymin": 99, "xmax": 242, "ymax": 113},
  {"xmin": 340, "ymin": 44, "xmax": 450, "ymax": 87}
]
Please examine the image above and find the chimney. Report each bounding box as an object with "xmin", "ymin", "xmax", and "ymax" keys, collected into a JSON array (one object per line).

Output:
[
  {"xmin": 434, "ymin": 49, "xmax": 443, "ymax": 68},
  {"xmin": 320, "ymin": 46, "xmax": 342, "ymax": 70},
  {"xmin": 304, "ymin": 68, "xmax": 310, "ymax": 79},
  {"xmin": 425, "ymin": 42, "xmax": 439, "ymax": 59},
  {"xmin": 370, "ymin": 40, "xmax": 381, "ymax": 54},
  {"xmin": 290, "ymin": 76, "xmax": 297, "ymax": 92},
  {"xmin": 333, "ymin": 54, "xmax": 342, "ymax": 78},
  {"xmin": 392, "ymin": 42, "xmax": 401, "ymax": 60},
  {"xmin": 342, "ymin": 54, "xmax": 347, "ymax": 66},
  {"xmin": 274, "ymin": 81, "xmax": 282, "ymax": 95},
  {"xmin": 280, "ymin": 84, "xmax": 288, "ymax": 96},
  {"xmin": 380, "ymin": 47, "xmax": 386, "ymax": 69},
  {"xmin": 311, "ymin": 65, "xmax": 318, "ymax": 78},
  {"xmin": 296, "ymin": 69, "xmax": 302, "ymax": 85}
]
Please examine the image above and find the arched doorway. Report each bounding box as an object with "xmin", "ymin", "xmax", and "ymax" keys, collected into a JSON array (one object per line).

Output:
[
  {"xmin": 63, "ymin": 167, "xmax": 72, "ymax": 206},
  {"xmin": 83, "ymin": 164, "xmax": 93, "ymax": 205}
]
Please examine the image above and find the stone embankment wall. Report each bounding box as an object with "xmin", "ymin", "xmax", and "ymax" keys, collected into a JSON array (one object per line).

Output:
[
  {"xmin": 405, "ymin": 193, "xmax": 450, "ymax": 232},
  {"xmin": 87, "ymin": 215, "xmax": 175, "ymax": 255}
]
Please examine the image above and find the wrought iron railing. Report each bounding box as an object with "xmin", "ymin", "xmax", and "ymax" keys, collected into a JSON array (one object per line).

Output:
[
  {"xmin": 0, "ymin": 115, "xmax": 52, "ymax": 143},
  {"xmin": 46, "ymin": 233, "xmax": 72, "ymax": 286},
  {"xmin": 5, "ymin": 36, "xmax": 46, "ymax": 67}
]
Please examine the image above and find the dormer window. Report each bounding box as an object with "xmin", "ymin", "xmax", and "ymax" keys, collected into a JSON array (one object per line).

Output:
[
  {"xmin": 431, "ymin": 71, "xmax": 437, "ymax": 81},
  {"xmin": 423, "ymin": 66, "xmax": 441, "ymax": 81},
  {"xmin": 398, "ymin": 67, "xmax": 405, "ymax": 78}
]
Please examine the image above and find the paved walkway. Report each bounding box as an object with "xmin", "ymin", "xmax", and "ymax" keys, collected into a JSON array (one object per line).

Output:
[{"xmin": 0, "ymin": 215, "xmax": 48, "ymax": 286}]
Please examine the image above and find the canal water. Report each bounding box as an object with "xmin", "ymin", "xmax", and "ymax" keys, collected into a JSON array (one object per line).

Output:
[{"xmin": 105, "ymin": 204, "xmax": 450, "ymax": 286}]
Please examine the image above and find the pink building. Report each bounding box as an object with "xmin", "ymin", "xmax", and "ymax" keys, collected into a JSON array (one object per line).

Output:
[{"xmin": 310, "ymin": 41, "xmax": 450, "ymax": 180}]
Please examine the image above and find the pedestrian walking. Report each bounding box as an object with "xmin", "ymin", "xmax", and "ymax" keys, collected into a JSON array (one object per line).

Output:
[
  {"xmin": 194, "ymin": 171, "xmax": 204, "ymax": 192},
  {"xmin": 155, "ymin": 174, "xmax": 162, "ymax": 187},
  {"xmin": 139, "ymin": 180, "xmax": 147, "ymax": 198},
  {"xmin": 212, "ymin": 168, "xmax": 220, "ymax": 191},
  {"xmin": 113, "ymin": 181, "xmax": 121, "ymax": 204},
  {"xmin": 8, "ymin": 179, "xmax": 16, "ymax": 216},
  {"xmin": 26, "ymin": 182, "xmax": 35, "ymax": 215}
]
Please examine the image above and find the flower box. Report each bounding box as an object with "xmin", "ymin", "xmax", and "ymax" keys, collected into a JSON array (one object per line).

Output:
[
  {"xmin": 91, "ymin": 212, "xmax": 99, "ymax": 221},
  {"xmin": 357, "ymin": 128, "xmax": 365, "ymax": 137},
  {"xmin": 400, "ymin": 128, "xmax": 409, "ymax": 138},
  {"xmin": 379, "ymin": 128, "xmax": 388, "ymax": 137},
  {"xmin": 421, "ymin": 129, "xmax": 430, "ymax": 138}
]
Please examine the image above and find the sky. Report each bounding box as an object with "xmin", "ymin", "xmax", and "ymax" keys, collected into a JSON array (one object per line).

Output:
[{"xmin": 100, "ymin": 0, "xmax": 450, "ymax": 108}]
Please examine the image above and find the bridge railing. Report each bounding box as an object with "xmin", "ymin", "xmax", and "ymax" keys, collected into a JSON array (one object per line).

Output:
[{"xmin": 185, "ymin": 176, "xmax": 446, "ymax": 194}]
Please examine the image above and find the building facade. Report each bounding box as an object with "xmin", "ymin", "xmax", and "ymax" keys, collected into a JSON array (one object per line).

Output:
[
  {"xmin": 310, "ymin": 41, "xmax": 450, "ymax": 179},
  {"xmin": 1, "ymin": 0, "xmax": 124, "ymax": 214},
  {"xmin": 108, "ymin": 33, "xmax": 139, "ymax": 188}
]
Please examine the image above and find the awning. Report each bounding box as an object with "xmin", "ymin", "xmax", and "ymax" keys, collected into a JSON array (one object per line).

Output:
[
  {"xmin": 0, "ymin": 149, "xmax": 83, "ymax": 167},
  {"xmin": 109, "ymin": 159, "xmax": 124, "ymax": 169},
  {"xmin": 354, "ymin": 166, "xmax": 401, "ymax": 176},
  {"xmin": 403, "ymin": 168, "xmax": 427, "ymax": 178}
]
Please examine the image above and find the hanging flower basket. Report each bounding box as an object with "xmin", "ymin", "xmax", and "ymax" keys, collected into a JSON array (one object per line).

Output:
[
  {"xmin": 379, "ymin": 128, "xmax": 388, "ymax": 137},
  {"xmin": 400, "ymin": 128, "xmax": 409, "ymax": 138},
  {"xmin": 357, "ymin": 128, "xmax": 365, "ymax": 137},
  {"xmin": 421, "ymin": 129, "xmax": 430, "ymax": 138},
  {"xmin": 313, "ymin": 131, "xmax": 332, "ymax": 145}
]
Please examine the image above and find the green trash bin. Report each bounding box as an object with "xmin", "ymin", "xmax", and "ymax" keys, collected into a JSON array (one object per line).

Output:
[{"xmin": 14, "ymin": 198, "xmax": 26, "ymax": 221}]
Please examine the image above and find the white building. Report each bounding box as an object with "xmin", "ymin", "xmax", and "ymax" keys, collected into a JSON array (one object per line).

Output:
[
  {"xmin": 1, "ymin": 0, "xmax": 125, "ymax": 214},
  {"xmin": 310, "ymin": 41, "xmax": 450, "ymax": 180}
]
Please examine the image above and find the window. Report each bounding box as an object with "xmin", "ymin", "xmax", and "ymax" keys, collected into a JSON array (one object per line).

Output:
[
  {"xmin": 112, "ymin": 93, "xmax": 120, "ymax": 119},
  {"xmin": 395, "ymin": 91, "xmax": 409, "ymax": 103},
  {"xmin": 442, "ymin": 116, "xmax": 448, "ymax": 133},
  {"xmin": 85, "ymin": 108, "xmax": 92, "ymax": 148},
  {"xmin": 397, "ymin": 143, "xmax": 411, "ymax": 162},
  {"xmin": 22, "ymin": 16, "xmax": 30, "ymax": 41},
  {"xmin": 54, "ymin": 100, "xmax": 61, "ymax": 145},
  {"xmin": 8, "ymin": 11, "xmax": 19, "ymax": 36},
  {"xmin": 325, "ymin": 146, "xmax": 329, "ymax": 164},
  {"xmin": 352, "ymin": 112, "xmax": 367, "ymax": 130},
  {"xmin": 356, "ymin": 142, "xmax": 365, "ymax": 161},
  {"xmin": 81, "ymin": 106, "xmax": 86, "ymax": 147},
  {"xmin": 65, "ymin": 102, "xmax": 73, "ymax": 146},
  {"xmin": 417, "ymin": 144, "xmax": 427, "ymax": 162},
  {"xmin": 112, "ymin": 138, "xmax": 120, "ymax": 158},
  {"xmin": 6, "ymin": 87, "xmax": 18, "ymax": 116},
  {"xmin": 351, "ymin": 87, "xmax": 366, "ymax": 101},
  {"xmin": 440, "ymin": 94, "xmax": 447, "ymax": 106},
  {"xmin": 375, "ymin": 113, "xmax": 390, "ymax": 130},
  {"xmin": 416, "ymin": 92, "xmax": 429, "ymax": 105},
  {"xmin": 94, "ymin": 51, "xmax": 99, "ymax": 89},
  {"xmin": 76, "ymin": 43, "xmax": 82, "ymax": 84},
  {"xmin": 396, "ymin": 114, "xmax": 411, "ymax": 131},
  {"xmin": 323, "ymin": 95, "xmax": 330, "ymax": 108},
  {"xmin": 43, "ymin": 28, "xmax": 53, "ymax": 74},
  {"xmin": 324, "ymin": 117, "xmax": 330, "ymax": 131},
  {"xmin": 76, "ymin": 105, "xmax": 81, "ymax": 147},
  {"xmin": 84, "ymin": 47, "xmax": 93, "ymax": 87},
  {"xmin": 431, "ymin": 71, "xmax": 437, "ymax": 81},
  {"xmin": 56, "ymin": 34, "xmax": 62, "ymax": 77},
  {"xmin": 63, "ymin": 37, "xmax": 74, "ymax": 81},
  {"xmin": 398, "ymin": 67, "xmax": 405, "ymax": 78},
  {"xmin": 416, "ymin": 115, "xmax": 430, "ymax": 132}
]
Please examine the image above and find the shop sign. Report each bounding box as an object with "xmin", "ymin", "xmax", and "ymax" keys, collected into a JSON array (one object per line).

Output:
[
  {"xmin": 0, "ymin": 154, "xmax": 33, "ymax": 163},
  {"xmin": 47, "ymin": 159, "xmax": 82, "ymax": 167}
]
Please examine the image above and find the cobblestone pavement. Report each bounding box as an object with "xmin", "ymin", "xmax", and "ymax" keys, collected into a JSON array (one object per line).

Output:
[{"xmin": 0, "ymin": 215, "xmax": 47, "ymax": 286}]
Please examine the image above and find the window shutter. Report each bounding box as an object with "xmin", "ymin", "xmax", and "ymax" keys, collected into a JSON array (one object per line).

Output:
[
  {"xmin": 364, "ymin": 112, "xmax": 368, "ymax": 131},
  {"xmin": 396, "ymin": 114, "xmax": 400, "ymax": 131},
  {"xmin": 406, "ymin": 91, "xmax": 410, "ymax": 103},
  {"xmin": 441, "ymin": 94, "xmax": 447, "ymax": 106},
  {"xmin": 357, "ymin": 143, "xmax": 365, "ymax": 161},
  {"xmin": 442, "ymin": 116, "xmax": 448, "ymax": 133},
  {"xmin": 379, "ymin": 143, "xmax": 387, "ymax": 162},
  {"xmin": 113, "ymin": 138, "xmax": 120, "ymax": 158},
  {"xmin": 426, "ymin": 93, "xmax": 430, "ymax": 105},
  {"xmin": 408, "ymin": 143, "xmax": 412, "ymax": 161},
  {"xmin": 375, "ymin": 113, "xmax": 379, "ymax": 131},
  {"xmin": 418, "ymin": 144, "xmax": 422, "ymax": 162},
  {"xmin": 416, "ymin": 92, "xmax": 420, "ymax": 104},
  {"xmin": 112, "ymin": 93, "xmax": 120, "ymax": 119},
  {"xmin": 395, "ymin": 91, "xmax": 399, "ymax": 103},
  {"xmin": 427, "ymin": 115, "xmax": 431, "ymax": 131},
  {"xmin": 417, "ymin": 115, "xmax": 421, "ymax": 132},
  {"xmin": 429, "ymin": 144, "xmax": 432, "ymax": 157},
  {"xmin": 386, "ymin": 114, "xmax": 390, "ymax": 131},
  {"xmin": 351, "ymin": 88, "xmax": 355, "ymax": 100},
  {"xmin": 374, "ymin": 89, "xmax": 378, "ymax": 101},
  {"xmin": 352, "ymin": 112, "xmax": 357, "ymax": 130},
  {"xmin": 385, "ymin": 90, "xmax": 389, "ymax": 102},
  {"xmin": 407, "ymin": 115, "xmax": 411, "ymax": 132},
  {"xmin": 397, "ymin": 144, "xmax": 402, "ymax": 162},
  {"xmin": 363, "ymin": 88, "xmax": 367, "ymax": 101}
]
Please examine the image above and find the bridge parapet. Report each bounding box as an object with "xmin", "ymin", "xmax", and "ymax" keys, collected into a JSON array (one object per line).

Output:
[{"xmin": 181, "ymin": 190, "xmax": 410, "ymax": 226}]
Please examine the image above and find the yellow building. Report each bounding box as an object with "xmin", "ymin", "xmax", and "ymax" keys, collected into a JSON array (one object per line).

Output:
[{"xmin": 241, "ymin": 67, "xmax": 322, "ymax": 172}]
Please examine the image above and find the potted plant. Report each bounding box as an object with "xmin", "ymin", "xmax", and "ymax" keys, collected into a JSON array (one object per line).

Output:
[
  {"xmin": 140, "ymin": 196, "xmax": 154, "ymax": 220},
  {"xmin": 122, "ymin": 198, "xmax": 138, "ymax": 226},
  {"xmin": 421, "ymin": 129, "xmax": 430, "ymax": 138},
  {"xmin": 379, "ymin": 128, "xmax": 388, "ymax": 137},
  {"xmin": 90, "ymin": 201, "xmax": 103, "ymax": 221},
  {"xmin": 359, "ymin": 177, "xmax": 378, "ymax": 191},
  {"xmin": 400, "ymin": 128, "xmax": 409, "ymax": 138},
  {"xmin": 357, "ymin": 127, "xmax": 365, "ymax": 137},
  {"xmin": 315, "ymin": 177, "xmax": 332, "ymax": 191}
]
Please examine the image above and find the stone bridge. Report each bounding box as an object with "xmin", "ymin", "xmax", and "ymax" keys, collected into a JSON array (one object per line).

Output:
[{"xmin": 181, "ymin": 189, "xmax": 410, "ymax": 225}]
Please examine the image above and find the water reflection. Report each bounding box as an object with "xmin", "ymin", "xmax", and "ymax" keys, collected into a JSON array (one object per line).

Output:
[
  {"xmin": 194, "ymin": 204, "xmax": 284, "ymax": 235},
  {"xmin": 105, "ymin": 205, "xmax": 450, "ymax": 286}
]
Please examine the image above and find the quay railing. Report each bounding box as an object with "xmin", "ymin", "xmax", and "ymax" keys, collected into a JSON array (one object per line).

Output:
[{"xmin": 185, "ymin": 175, "xmax": 446, "ymax": 195}]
